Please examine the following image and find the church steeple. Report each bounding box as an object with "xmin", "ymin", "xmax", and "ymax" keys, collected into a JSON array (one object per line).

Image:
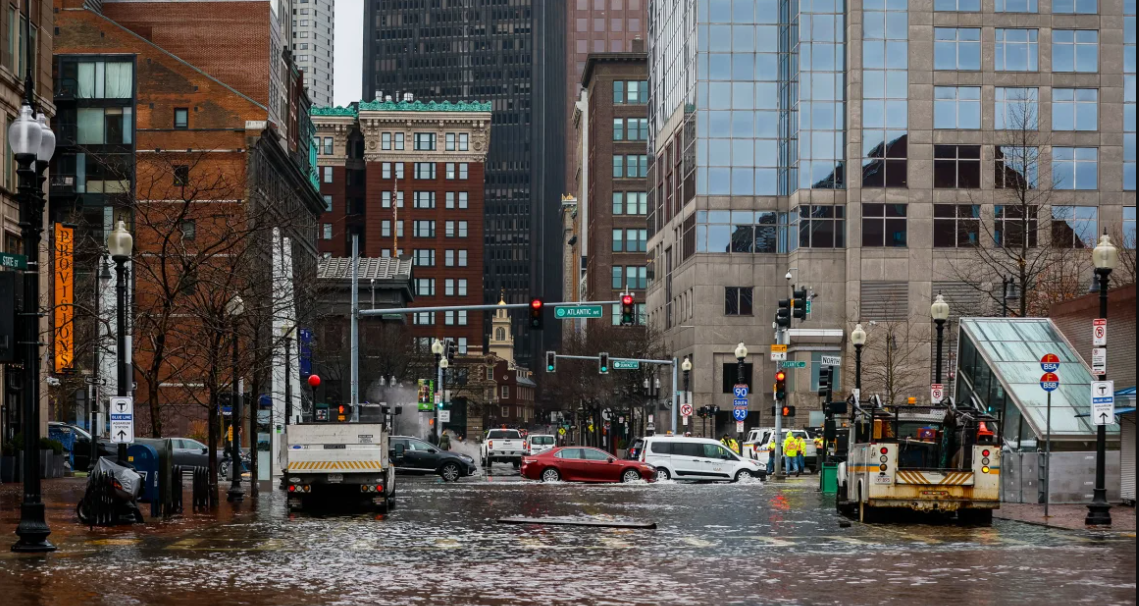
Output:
[{"xmin": 489, "ymin": 290, "xmax": 515, "ymax": 365}]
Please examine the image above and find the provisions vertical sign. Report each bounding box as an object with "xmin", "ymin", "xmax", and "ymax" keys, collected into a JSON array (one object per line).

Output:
[{"xmin": 54, "ymin": 224, "xmax": 75, "ymax": 373}]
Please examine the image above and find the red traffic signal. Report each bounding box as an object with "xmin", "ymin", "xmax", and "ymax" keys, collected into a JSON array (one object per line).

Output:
[
  {"xmin": 529, "ymin": 297, "xmax": 544, "ymax": 330},
  {"xmin": 775, "ymin": 371, "xmax": 786, "ymax": 382},
  {"xmin": 620, "ymin": 293, "xmax": 636, "ymax": 326},
  {"xmin": 531, "ymin": 298, "xmax": 543, "ymax": 310},
  {"xmin": 622, "ymin": 294, "xmax": 634, "ymax": 306}
]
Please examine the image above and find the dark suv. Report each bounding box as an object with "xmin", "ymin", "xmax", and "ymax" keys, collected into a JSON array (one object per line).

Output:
[{"xmin": 390, "ymin": 436, "xmax": 478, "ymax": 482}]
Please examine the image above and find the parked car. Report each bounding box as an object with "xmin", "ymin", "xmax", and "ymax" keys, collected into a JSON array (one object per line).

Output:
[
  {"xmin": 390, "ymin": 436, "xmax": 478, "ymax": 482},
  {"xmin": 525, "ymin": 434, "xmax": 557, "ymax": 456},
  {"xmin": 47, "ymin": 422, "xmax": 94, "ymax": 471},
  {"xmin": 641, "ymin": 436, "xmax": 765, "ymax": 482},
  {"xmin": 625, "ymin": 437, "xmax": 646, "ymax": 461},
  {"xmin": 521, "ymin": 447, "xmax": 656, "ymax": 483}
]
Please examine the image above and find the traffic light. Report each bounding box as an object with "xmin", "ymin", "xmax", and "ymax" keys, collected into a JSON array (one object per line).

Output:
[
  {"xmin": 599, "ymin": 352, "xmax": 610, "ymax": 374},
  {"xmin": 769, "ymin": 404, "xmax": 797, "ymax": 417},
  {"xmin": 775, "ymin": 370, "xmax": 787, "ymax": 401},
  {"xmin": 546, "ymin": 351, "xmax": 557, "ymax": 373},
  {"xmin": 447, "ymin": 340, "xmax": 457, "ymax": 364},
  {"xmin": 776, "ymin": 299, "xmax": 791, "ymax": 329},
  {"xmin": 620, "ymin": 293, "xmax": 635, "ymax": 326},
  {"xmin": 818, "ymin": 366, "xmax": 832, "ymax": 398},
  {"xmin": 529, "ymin": 297, "xmax": 544, "ymax": 330},
  {"xmin": 337, "ymin": 405, "xmax": 347, "ymax": 421},
  {"xmin": 792, "ymin": 288, "xmax": 807, "ymax": 319}
]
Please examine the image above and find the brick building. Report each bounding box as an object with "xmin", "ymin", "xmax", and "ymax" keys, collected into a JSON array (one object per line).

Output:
[
  {"xmin": 49, "ymin": 0, "xmax": 323, "ymax": 440},
  {"xmin": 569, "ymin": 49, "xmax": 649, "ymax": 325},
  {"xmin": 312, "ymin": 99, "xmax": 492, "ymax": 355}
]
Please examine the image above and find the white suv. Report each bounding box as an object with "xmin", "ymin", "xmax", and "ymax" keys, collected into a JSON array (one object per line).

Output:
[
  {"xmin": 641, "ymin": 436, "xmax": 766, "ymax": 482},
  {"xmin": 525, "ymin": 434, "xmax": 557, "ymax": 456}
]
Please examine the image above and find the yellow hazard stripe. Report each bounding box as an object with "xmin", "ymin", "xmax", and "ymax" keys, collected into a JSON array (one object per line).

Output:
[{"xmin": 289, "ymin": 460, "xmax": 385, "ymax": 471}]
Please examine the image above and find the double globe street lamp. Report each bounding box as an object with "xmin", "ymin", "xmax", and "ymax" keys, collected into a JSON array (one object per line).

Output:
[
  {"xmin": 931, "ymin": 294, "xmax": 950, "ymax": 392},
  {"xmin": 107, "ymin": 221, "xmax": 133, "ymax": 465}
]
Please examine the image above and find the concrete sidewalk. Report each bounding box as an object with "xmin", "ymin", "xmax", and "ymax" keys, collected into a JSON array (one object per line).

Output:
[{"xmin": 996, "ymin": 503, "xmax": 1136, "ymax": 532}]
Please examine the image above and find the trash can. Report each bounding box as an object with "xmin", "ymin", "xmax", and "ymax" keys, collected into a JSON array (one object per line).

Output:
[{"xmin": 820, "ymin": 462, "xmax": 838, "ymax": 494}]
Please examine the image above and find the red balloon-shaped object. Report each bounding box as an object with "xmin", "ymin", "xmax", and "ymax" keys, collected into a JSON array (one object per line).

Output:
[{"xmin": 307, "ymin": 374, "xmax": 321, "ymax": 388}]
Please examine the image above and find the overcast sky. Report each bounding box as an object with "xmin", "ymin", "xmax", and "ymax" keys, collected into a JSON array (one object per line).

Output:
[{"xmin": 333, "ymin": 0, "xmax": 364, "ymax": 107}]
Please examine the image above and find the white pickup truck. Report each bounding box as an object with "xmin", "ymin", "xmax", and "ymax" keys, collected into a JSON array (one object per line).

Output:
[
  {"xmin": 284, "ymin": 408, "xmax": 396, "ymax": 512},
  {"xmin": 481, "ymin": 428, "xmax": 525, "ymax": 469}
]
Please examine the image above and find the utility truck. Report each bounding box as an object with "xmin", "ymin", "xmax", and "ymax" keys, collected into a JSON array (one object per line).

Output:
[
  {"xmin": 836, "ymin": 397, "xmax": 1000, "ymax": 524},
  {"xmin": 284, "ymin": 403, "xmax": 398, "ymax": 512}
]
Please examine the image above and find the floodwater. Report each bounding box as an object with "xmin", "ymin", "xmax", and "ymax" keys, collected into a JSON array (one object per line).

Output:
[{"xmin": 0, "ymin": 468, "xmax": 1134, "ymax": 606}]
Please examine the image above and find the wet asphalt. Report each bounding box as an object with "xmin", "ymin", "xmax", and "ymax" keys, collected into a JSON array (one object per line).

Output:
[{"xmin": 0, "ymin": 465, "xmax": 1134, "ymax": 606}]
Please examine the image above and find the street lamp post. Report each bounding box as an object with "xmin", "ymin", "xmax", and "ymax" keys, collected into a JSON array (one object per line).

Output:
[
  {"xmin": 851, "ymin": 324, "xmax": 867, "ymax": 400},
  {"xmin": 438, "ymin": 357, "xmax": 449, "ymax": 441},
  {"xmin": 734, "ymin": 342, "xmax": 748, "ymax": 450},
  {"xmin": 107, "ymin": 221, "xmax": 133, "ymax": 464},
  {"xmin": 931, "ymin": 294, "xmax": 950, "ymax": 393},
  {"xmin": 9, "ymin": 47, "xmax": 57, "ymax": 550},
  {"xmin": 90, "ymin": 260, "xmax": 112, "ymax": 471},
  {"xmin": 681, "ymin": 357, "xmax": 692, "ymax": 433},
  {"xmin": 226, "ymin": 295, "xmax": 244, "ymax": 503},
  {"xmin": 1086, "ymin": 233, "xmax": 1118, "ymax": 527},
  {"xmin": 431, "ymin": 339, "xmax": 445, "ymax": 442}
]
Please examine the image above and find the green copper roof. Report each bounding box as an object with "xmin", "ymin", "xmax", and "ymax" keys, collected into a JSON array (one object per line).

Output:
[
  {"xmin": 359, "ymin": 100, "xmax": 492, "ymax": 113},
  {"xmin": 311, "ymin": 106, "xmax": 358, "ymax": 117}
]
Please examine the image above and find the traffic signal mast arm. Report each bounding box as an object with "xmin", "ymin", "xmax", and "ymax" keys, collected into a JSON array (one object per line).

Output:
[{"xmin": 357, "ymin": 300, "xmax": 626, "ymax": 316}]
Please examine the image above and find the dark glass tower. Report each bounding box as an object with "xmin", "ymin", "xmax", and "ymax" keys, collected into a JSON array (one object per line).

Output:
[{"xmin": 363, "ymin": 0, "xmax": 565, "ymax": 369}]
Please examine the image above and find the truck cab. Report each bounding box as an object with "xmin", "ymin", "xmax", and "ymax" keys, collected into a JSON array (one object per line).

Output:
[
  {"xmin": 284, "ymin": 404, "xmax": 398, "ymax": 512},
  {"xmin": 836, "ymin": 398, "xmax": 1000, "ymax": 524}
]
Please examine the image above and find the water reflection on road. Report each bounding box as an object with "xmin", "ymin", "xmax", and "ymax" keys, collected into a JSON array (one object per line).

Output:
[{"xmin": 0, "ymin": 468, "xmax": 1134, "ymax": 605}]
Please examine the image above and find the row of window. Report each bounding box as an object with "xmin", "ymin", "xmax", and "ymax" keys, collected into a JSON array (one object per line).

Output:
[
  {"xmin": 931, "ymin": 87, "xmax": 1098, "ymax": 132},
  {"xmin": 411, "ymin": 249, "xmax": 471, "ymax": 268},
  {"xmin": 613, "ymin": 191, "xmax": 649, "ymax": 215},
  {"xmin": 412, "ymin": 278, "xmax": 471, "ymax": 297},
  {"xmin": 614, "ymin": 118, "xmax": 650, "ymax": 141},
  {"xmin": 412, "ymin": 310, "xmax": 471, "ymax": 325},
  {"xmin": 614, "ymin": 155, "xmax": 649, "ymax": 178},
  {"xmin": 930, "ymin": 145, "xmax": 1099, "ymax": 190},
  {"xmin": 611, "ymin": 266, "xmax": 649, "ymax": 289},
  {"xmin": 613, "ymin": 80, "xmax": 649, "ymax": 104},
  {"xmin": 376, "ymin": 131, "xmax": 470, "ymax": 152},
  {"xmin": 935, "ymin": 0, "xmax": 1096, "ymax": 14},
  {"xmin": 380, "ymin": 220, "xmax": 470, "ymax": 239},
  {"xmin": 934, "ymin": 28, "xmax": 1098, "ymax": 73},
  {"xmin": 377, "ymin": 162, "xmax": 470, "ymax": 180},
  {"xmin": 612, "ymin": 228, "xmax": 648, "ymax": 252},
  {"xmin": 691, "ymin": 206, "xmax": 1137, "ymax": 252},
  {"xmin": 413, "ymin": 337, "xmax": 469, "ymax": 354}
]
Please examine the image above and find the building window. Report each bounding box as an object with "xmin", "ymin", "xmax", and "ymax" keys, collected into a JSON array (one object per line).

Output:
[
  {"xmin": 413, "ymin": 249, "xmax": 435, "ymax": 266},
  {"xmin": 179, "ymin": 220, "xmax": 196, "ymax": 241},
  {"xmin": 994, "ymin": 146, "xmax": 1039, "ymax": 189},
  {"xmin": 322, "ymin": 224, "xmax": 333, "ymax": 240},
  {"xmin": 861, "ymin": 204, "xmax": 908, "ymax": 247},
  {"xmin": 381, "ymin": 220, "xmax": 391, "ymax": 237},
  {"xmin": 445, "ymin": 163, "xmax": 456, "ymax": 179},
  {"xmin": 627, "ymin": 229, "xmax": 647, "ymax": 252},
  {"xmin": 995, "ymin": 205, "xmax": 1040, "ymax": 248},
  {"xmin": 614, "ymin": 80, "xmax": 624, "ymax": 104},
  {"xmin": 381, "ymin": 191, "xmax": 404, "ymax": 208},
  {"xmin": 612, "ymin": 266, "xmax": 623, "ymax": 289},
  {"xmin": 323, "ymin": 195, "xmax": 332, "ymax": 212},
  {"xmin": 934, "ymin": 87, "xmax": 981, "ymax": 129},
  {"xmin": 934, "ymin": 28, "xmax": 981, "ymax": 70},
  {"xmin": 382, "ymin": 162, "xmax": 391, "ymax": 178},
  {"xmin": 458, "ymin": 279, "xmax": 468, "ymax": 296},
  {"xmin": 994, "ymin": 29, "xmax": 1038, "ymax": 71},
  {"xmin": 725, "ymin": 287, "xmax": 754, "ymax": 316},
  {"xmin": 444, "ymin": 249, "xmax": 455, "ymax": 266},
  {"xmin": 414, "ymin": 163, "xmax": 436, "ymax": 179},
  {"xmin": 615, "ymin": 155, "xmax": 647, "ymax": 178},
  {"xmin": 613, "ymin": 156, "xmax": 624, "ymax": 178},
  {"xmin": 445, "ymin": 279, "xmax": 455, "ymax": 296},
  {"xmin": 323, "ymin": 166, "xmax": 333, "ymax": 183},
  {"xmin": 174, "ymin": 108, "xmax": 189, "ymax": 129},
  {"xmin": 413, "ymin": 220, "xmax": 435, "ymax": 238},
  {"xmin": 415, "ymin": 279, "xmax": 435, "ymax": 296},
  {"xmin": 394, "ymin": 133, "xmax": 405, "ymax": 150},
  {"xmin": 1050, "ymin": 206, "xmax": 1098, "ymax": 248},
  {"xmin": 1052, "ymin": 89, "xmax": 1098, "ymax": 131},
  {"xmin": 458, "ymin": 311, "xmax": 468, "ymax": 326},
  {"xmin": 933, "ymin": 204, "xmax": 981, "ymax": 248},
  {"xmin": 458, "ymin": 192, "xmax": 468, "ymax": 209},
  {"xmin": 860, "ymin": 134, "xmax": 908, "ymax": 188},
  {"xmin": 1052, "ymin": 147, "xmax": 1098, "ymax": 190},
  {"xmin": 413, "ymin": 312, "xmax": 434, "ymax": 326},
  {"xmin": 459, "ymin": 163, "xmax": 469, "ymax": 179},
  {"xmin": 1124, "ymin": 207, "xmax": 1137, "ymax": 248},
  {"xmin": 414, "ymin": 133, "xmax": 436, "ymax": 151},
  {"xmin": 612, "ymin": 229, "xmax": 624, "ymax": 252},
  {"xmin": 445, "ymin": 133, "xmax": 456, "ymax": 151},
  {"xmin": 935, "ymin": 0, "xmax": 980, "ymax": 9},
  {"xmin": 382, "ymin": 132, "xmax": 392, "ymax": 150},
  {"xmin": 613, "ymin": 118, "xmax": 625, "ymax": 141},
  {"xmin": 996, "ymin": 0, "xmax": 1037, "ymax": 11},
  {"xmin": 798, "ymin": 206, "xmax": 845, "ymax": 248},
  {"xmin": 458, "ymin": 221, "xmax": 468, "ymax": 237},
  {"xmin": 445, "ymin": 311, "xmax": 455, "ymax": 326},
  {"xmin": 414, "ymin": 191, "xmax": 435, "ymax": 209},
  {"xmin": 458, "ymin": 250, "xmax": 468, "ymax": 266},
  {"xmin": 71, "ymin": 59, "xmax": 133, "ymax": 99},
  {"xmin": 445, "ymin": 192, "xmax": 455, "ymax": 209},
  {"xmin": 1053, "ymin": 30, "xmax": 1098, "ymax": 72},
  {"xmin": 174, "ymin": 165, "xmax": 189, "ymax": 186},
  {"xmin": 323, "ymin": 137, "xmax": 333, "ymax": 155},
  {"xmin": 612, "ymin": 192, "xmax": 625, "ymax": 215},
  {"xmin": 459, "ymin": 133, "xmax": 469, "ymax": 151},
  {"xmin": 617, "ymin": 192, "xmax": 647, "ymax": 215},
  {"xmin": 622, "ymin": 266, "xmax": 648, "ymax": 289},
  {"xmin": 1053, "ymin": 0, "xmax": 1097, "ymax": 12},
  {"xmin": 933, "ymin": 145, "xmax": 981, "ymax": 188},
  {"xmin": 995, "ymin": 87, "xmax": 1038, "ymax": 130}
]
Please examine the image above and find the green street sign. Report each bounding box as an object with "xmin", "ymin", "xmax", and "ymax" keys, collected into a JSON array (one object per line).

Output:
[
  {"xmin": 0, "ymin": 252, "xmax": 26, "ymax": 270},
  {"xmin": 612, "ymin": 360, "xmax": 640, "ymax": 370},
  {"xmin": 781, "ymin": 361, "xmax": 808, "ymax": 369},
  {"xmin": 554, "ymin": 305, "xmax": 603, "ymax": 319},
  {"xmin": 805, "ymin": 300, "xmax": 812, "ymax": 314}
]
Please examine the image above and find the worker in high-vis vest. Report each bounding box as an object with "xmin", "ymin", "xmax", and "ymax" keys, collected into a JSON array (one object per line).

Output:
[
  {"xmin": 783, "ymin": 432, "xmax": 801, "ymax": 475},
  {"xmin": 795, "ymin": 434, "xmax": 808, "ymax": 475}
]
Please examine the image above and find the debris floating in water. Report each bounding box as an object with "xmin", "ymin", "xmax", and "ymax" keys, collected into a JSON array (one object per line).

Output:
[{"xmin": 498, "ymin": 516, "xmax": 657, "ymax": 530}]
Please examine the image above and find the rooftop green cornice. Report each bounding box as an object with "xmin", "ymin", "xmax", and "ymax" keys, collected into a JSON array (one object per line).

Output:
[
  {"xmin": 358, "ymin": 100, "xmax": 492, "ymax": 112},
  {"xmin": 311, "ymin": 106, "xmax": 358, "ymax": 117}
]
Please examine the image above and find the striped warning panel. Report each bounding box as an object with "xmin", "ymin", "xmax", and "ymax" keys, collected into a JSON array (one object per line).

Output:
[
  {"xmin": 289, "ymin": 461, "xmax": 384, "ymax": 470},
  {"xmin": 895, "ymin": 470, "xmax": 974, "ymax": 486}
]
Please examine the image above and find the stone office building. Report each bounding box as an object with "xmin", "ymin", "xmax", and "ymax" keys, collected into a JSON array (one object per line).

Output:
[{"xmin": 645, "ymin": 0, "xmax": 1137, "ymax": 430}]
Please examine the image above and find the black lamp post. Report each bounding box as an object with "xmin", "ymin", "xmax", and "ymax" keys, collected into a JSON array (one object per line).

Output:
[
  {"xmin": 734, "ymin": 342, "xmax": 748, "ymax": 449},
  {"xmin": 1086, "ymin": 233, "xmax": 1118, "ymax": 527},
  {"xmin": 851, "ymin": 323, "xmax": 866, "ymax": 400},
  {"xmin": 107, "ymin": 221, "xmax": 133, "ymax": 464},
  {"xmin": 931, "ymin": 294, "xmax": 950, "ymax": 392},
  {"xmin": 89, "ymin": 260, "xmax": 112, "ymax": 471},
  {"xmin": 226, "ymin": 295, "xmax": 245, "ymax": 503},
  {"xmin": 10, "ymin": 0, "xmax": 56, "ymax": 549}
]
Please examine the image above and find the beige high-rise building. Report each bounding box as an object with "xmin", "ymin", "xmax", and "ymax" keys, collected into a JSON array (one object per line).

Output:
[{"xmin": 646, "ymin": 0, "xmax": 1137, "ymax": 431}]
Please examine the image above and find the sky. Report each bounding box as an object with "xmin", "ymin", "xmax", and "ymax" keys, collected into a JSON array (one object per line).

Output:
[{"xmin": 333, "ymin": 0, "xmax": 364, "ymax": 107}]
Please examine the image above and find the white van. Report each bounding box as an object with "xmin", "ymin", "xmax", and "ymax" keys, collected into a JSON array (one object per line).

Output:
[
  {"xmin": 525, "ymin": 434, "xmax": 557, "ymax": 456},
  {"xmin": 641, "ymin": 436, "xmax": 766, "ymax": 482}
]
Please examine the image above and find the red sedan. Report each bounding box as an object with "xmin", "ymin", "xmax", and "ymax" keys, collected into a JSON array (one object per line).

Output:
[{"xmin": 521, "ymin": 447, "xmax": 656, "ymax": 483}]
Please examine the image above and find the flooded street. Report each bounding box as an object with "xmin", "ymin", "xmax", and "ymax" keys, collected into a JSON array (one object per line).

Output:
[{"xmin": 0, "ymin": 470, "xmax": 1134, "ymax": 606}]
